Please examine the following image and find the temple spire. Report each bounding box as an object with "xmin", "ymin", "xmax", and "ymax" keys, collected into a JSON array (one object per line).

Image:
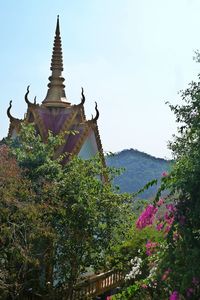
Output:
[{"xmin": 43, "ymin": 16, "xmax": 69, "ymax": 107}]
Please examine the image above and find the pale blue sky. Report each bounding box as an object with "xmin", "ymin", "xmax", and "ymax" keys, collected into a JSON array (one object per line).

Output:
[{"xmin": 1, "ymin": 0, "xmax": 200, "ymax": 158}]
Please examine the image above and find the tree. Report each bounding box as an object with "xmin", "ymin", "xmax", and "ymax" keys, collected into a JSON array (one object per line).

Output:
[
  {"xmin": 112, "ymin": 75, "xmax": 200, "ymax": 300},
  {"xmin": 0, "ymin": 124, "xmax": 131, "ymax": 299},
  {"xmin": 156, "ymin": 77, "xmax": 200, "ymax": 299},
  {"xmin": 0, "ymin": 144, "xmax": 54, "ymax": 299}
]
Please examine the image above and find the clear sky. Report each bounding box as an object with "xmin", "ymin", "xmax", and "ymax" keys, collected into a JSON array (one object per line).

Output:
[{"xmin": 1, "ymin": 0, "xmax": 200, "ymax": 159}]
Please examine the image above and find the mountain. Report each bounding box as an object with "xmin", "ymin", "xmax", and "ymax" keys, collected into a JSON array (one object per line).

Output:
[{"xmin": 106, "ymin": 149, "xmax": 172, "ymax": 199}]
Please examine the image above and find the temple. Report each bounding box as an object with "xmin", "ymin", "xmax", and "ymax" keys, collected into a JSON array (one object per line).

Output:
[{"xmin": 7, "ymin": 16, "xmax": 104, "ymax": 164}]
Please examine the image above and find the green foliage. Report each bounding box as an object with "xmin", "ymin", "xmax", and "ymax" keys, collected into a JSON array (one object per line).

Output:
[
  {"xmin": 0, "ymin": 123, "xmax": 131, "ymax": 299},
  {"xmin": 118, "ymin": 74, "xmax": 200, "ymax": 300},
  {"xmin": 154, "ymin": 77, "xmax": 200, "ymax": 298},
  {"xmin": 108, "ymin": 217, "xmax": 163, "ymax": 270},
  {"xmin": 109, "ymin": 216, "xmax": 164, "ymax": 300},
  {"xmin": 112, "ymin": 73, "xmax": 200, "ymax": 300},
  {"xmin": 0, "ymin": 145, "xmax": 54, "ymax": 299}
]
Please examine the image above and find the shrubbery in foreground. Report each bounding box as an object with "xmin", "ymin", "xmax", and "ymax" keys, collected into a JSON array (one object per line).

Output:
[{"xmin": 113, "ymin": 77, "xmax": 200, "ymax": 299}]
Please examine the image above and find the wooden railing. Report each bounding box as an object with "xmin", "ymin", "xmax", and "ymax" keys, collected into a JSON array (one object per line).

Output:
[
  {"xmin": 72, "ymin": 269, "xmax": 124, "ymax": 299},
  {"xmin": 22, "ymin": 270, "xmax": 124, "ymax": 299}
]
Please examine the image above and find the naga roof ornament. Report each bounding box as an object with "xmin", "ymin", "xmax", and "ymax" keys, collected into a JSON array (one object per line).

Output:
[
  {"xmin": 91, "ymin": 102, "xmax": 99, "ymax": 122},
  {"xmin": 7, "ymin": 100, "xmax": 18, "ymax": 122},
  {"xmin": 80, "ymin": 87, "xmax": 85, "ymax": 105},
  {"xmin": 7, "ymin": 100, "xmax": 22, "ymax": 136},
  {"xmin": 24, "ymin": 85, "xmax": 37, "ymax": 107}
]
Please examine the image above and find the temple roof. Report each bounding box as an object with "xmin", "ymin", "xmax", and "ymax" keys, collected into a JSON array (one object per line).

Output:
[{"xmin": 7, "ymin": 17, "xmax": 105, "ymax": 164}]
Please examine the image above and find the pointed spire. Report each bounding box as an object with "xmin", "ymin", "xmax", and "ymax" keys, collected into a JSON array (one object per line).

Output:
[
  {"xmin": 43, "ymin": 16, "xmax": 69, "ymax": 107},
  {"xmin": 51, "ymin": 16, "xmax": 63, "ymax": 73}
]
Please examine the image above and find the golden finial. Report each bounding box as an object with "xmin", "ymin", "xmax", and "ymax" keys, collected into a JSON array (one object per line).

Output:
[
  {"xmin": 43, "ymin": 16, "xmax": 68, "ymax": 107},
  {"xmin": 50, "ymin": 15, "xmax": 63, "ymax": 73}
]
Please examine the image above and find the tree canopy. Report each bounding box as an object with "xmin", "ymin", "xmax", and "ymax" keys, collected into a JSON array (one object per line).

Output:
[
  {"xmin": 0, "ymin": 124, "xmax": 131, "ymax": 299},
  {"xmin": 112, "ymin": 75, "xmax": 200, "ymax": 300}
]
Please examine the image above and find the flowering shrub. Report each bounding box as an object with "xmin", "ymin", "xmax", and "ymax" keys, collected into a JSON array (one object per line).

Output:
[
  {"xmin": 114, "ymin": 166, "xmax": 200, "ymax": 299},
  {"xmin": 169, "ymin": 290, "xmax": 179, "ymax": 300},
  {"xmin": 136, "ymin": 204, "xmax": 157, "ymax": 229},
  {"xmin": 145, "ymin": 241, "xmax": 158, "ymax": 256},
  {"xmin": 125, "ymin": 257, "xmax": 142, "ymax": 281},
  {"xmin": 127, "ymin": 75, "xmax": 200, "ymax": 299},
  {"xmin": 111, "ymin": 73, "xmax": 200, "ymax": 299}
]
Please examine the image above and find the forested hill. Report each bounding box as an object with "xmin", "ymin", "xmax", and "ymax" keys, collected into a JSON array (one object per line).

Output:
[{"xmin": 106, "ymin": 149, "xmax": 172, "ymax": 199}]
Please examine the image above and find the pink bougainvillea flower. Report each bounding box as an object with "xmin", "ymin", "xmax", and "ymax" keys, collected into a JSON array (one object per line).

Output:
[
  {"xmin": 162, "ymin": 268, "xmax": 171, "ymax": 281},
  {"xmin": 136, "ymin": 204, "xmax": 158, "ymax": 229},
  {"xmin": 165, "ymin": 225, "xmax": 171, "ymax": 234},
  {"xmin": 173, "ymin": 232, "xmax": 179, "ymax": 241},
  {"xmin": 167, "ymin": 216, "xmax": 174, "ymax": 226},
  {"xmin": 169, "ymin": 290, "xmax": 179, "ymax": 300},
  {"xmin": 164, "ymin": 211, "xmax": 170, "ymax": 221},
  {"xmin": 166, "ymin": 204, "xmax": 176, "ymax": 213},
  {"xmin": 157, "ymin": 198, "xmax": 164, "ymax": 206},
  {"xmin": 164, "ymin": 211, "xmax": 174, "ymax": 227},
  {"xmin": 156, "ymin": 223, "xmax": 164, "ymax": 231},
  {"xmin": 145, "ymin": 240, "xmax": 157, "ymax": 256},
  {"xmin": 162, "ymin": 171, "xmax": 168, "ymax": 177}
]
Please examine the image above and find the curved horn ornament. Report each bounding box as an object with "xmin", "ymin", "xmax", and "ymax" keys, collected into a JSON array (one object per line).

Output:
[
  {"xmin": 25, "ymin": 85, "xmax": 30, "ymax": 105},
  {"xmin": 7, "ymin": 100, "xmax": 15, "ymax": 121},
  {"xmin": 81, "ymin": 87, "xmax": 85, "ymax": 105},
  {"xmin": 25, "ymin": 85, "xmax": 37, "ymax": 106},
  {"xmin": 93, "ymin": 101, "xmax": 99, "ymax": 121}
]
